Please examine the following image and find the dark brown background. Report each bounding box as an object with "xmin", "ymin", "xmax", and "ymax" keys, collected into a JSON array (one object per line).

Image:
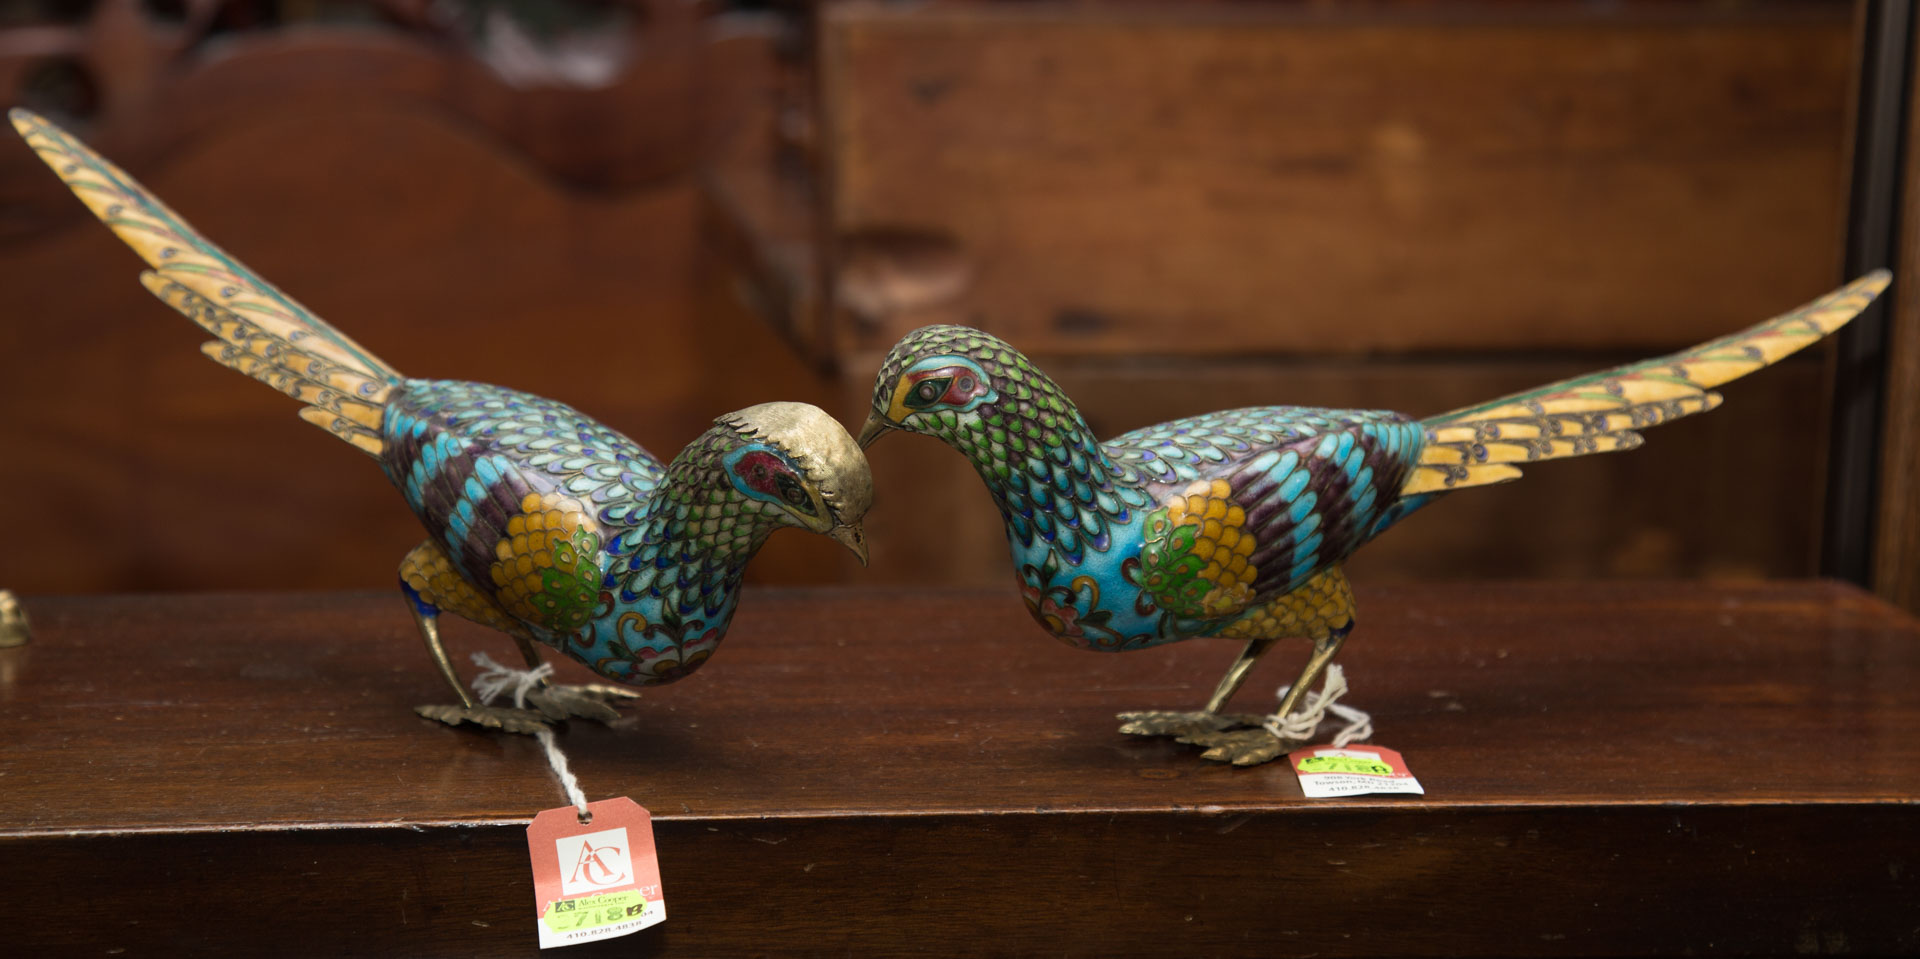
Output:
[{"xmin": 3, "ymin": 0, "xmax": 1915, "ymax": 608}]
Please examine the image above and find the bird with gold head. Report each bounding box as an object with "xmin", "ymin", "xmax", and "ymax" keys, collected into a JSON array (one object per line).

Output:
[{"xmin": 11, "ymin": 109, "xmax": 873, "ymax": 734}]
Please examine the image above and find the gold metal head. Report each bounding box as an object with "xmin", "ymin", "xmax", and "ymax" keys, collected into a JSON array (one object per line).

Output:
[{"xmin": 720, "ymin": 402, "xmax": 874, "ymax": 563}]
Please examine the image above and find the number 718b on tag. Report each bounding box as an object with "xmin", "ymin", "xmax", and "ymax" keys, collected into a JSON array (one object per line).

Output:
[{"xmin": 526, "ymin": 798, "xmax": 664, "ymax": 948}]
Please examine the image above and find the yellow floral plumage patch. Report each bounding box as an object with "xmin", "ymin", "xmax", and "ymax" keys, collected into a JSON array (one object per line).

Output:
[
  {"xmin": 1139, "ymin": 479, "xmax": 1258, "ymax": 618},
  {"xmin": 491, "ymin": 492, "xmax": 602, "ymax": 631},
  {"xmin": 1219, "ymin": 566, "xmax": 1355, "ymax": 641},
  {"xmin": 399, "ymin": 540, "xmax": 523, "ymax": 636}
]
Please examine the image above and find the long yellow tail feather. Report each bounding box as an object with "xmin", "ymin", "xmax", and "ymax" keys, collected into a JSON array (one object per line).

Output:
[
  {"xmin": 1400, "ymin": 271, "xmax": 1890, "ymax": 496},
  {"xmin": 11, "ymin": 109, "xmax": 402, "ymax": 456}
]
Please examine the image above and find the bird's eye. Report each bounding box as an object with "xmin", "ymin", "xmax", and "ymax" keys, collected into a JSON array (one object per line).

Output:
[
  {"xmin": 775, "ymin": 474, "xmax": 813, "ymax": 510},
  {"xmin": 903, "ymin": 376, "xmax": 954, "ymax": 410}
]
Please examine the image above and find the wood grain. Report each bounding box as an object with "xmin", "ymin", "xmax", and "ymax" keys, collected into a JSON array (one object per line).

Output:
[
  {"xmin": 818, "ymin": 3, "xmax": 1855, "ymax": 357},
  {"xmin": 0, "ymin": 584, "xmax": 1915, "ymax": 955},
  {"xmin": 700, "ymin": 1, "xmax": 1864, "ymax": 593},
  {"xmin": 1875, "ymin": 11, "xmax": 1920, "ymax": 612}
]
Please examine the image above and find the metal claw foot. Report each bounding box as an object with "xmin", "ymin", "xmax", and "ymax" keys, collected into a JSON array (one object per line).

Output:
[
  {"xmin": 415, "ymin": 704, "xmax": 553, "ymax": 735},
  {"xmin": 1185, "ymin": 726, "xmax": 1292, "ymax": 766},
  {"xmin": 1117, "ymin": 709, "xmax": 1299, "ymax": 767},
  {"xmin": 524, "ymin": 683, "xmax": 642, "ymax": 724}
]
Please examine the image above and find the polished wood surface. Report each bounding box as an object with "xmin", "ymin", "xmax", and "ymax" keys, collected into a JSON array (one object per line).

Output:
[{"xmin": 2, "ymin": 583, "xmax": 1915, "ymax": 955}]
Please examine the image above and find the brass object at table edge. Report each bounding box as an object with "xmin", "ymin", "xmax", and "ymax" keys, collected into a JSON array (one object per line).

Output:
[{"xmin": 0, "ymin": 590, "xmax": 29, "ymax": 647}]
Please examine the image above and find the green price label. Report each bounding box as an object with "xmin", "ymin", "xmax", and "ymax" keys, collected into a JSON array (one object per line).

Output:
[
  {"xmin": 1298, "ymin": 755, "xmax": 1394, "ymax": 777},
  {"xmin": 543, "ymin": 890, "xmax": 650, "ymax": 934}
]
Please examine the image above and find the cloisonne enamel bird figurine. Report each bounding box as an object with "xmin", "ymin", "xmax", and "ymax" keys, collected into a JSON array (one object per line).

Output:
[
  {"xmin": 13, "ymin": 110, "xmax": 872, "ymax": 734},
  {"xmin": 858, "ymin": 274, "xmax": 1888, "ymax": 765}
]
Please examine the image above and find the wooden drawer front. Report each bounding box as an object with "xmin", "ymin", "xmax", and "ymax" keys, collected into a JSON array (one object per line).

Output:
[{"xmin": 821, "ymin": 5, "xmax": 1854, "ymax": 357}]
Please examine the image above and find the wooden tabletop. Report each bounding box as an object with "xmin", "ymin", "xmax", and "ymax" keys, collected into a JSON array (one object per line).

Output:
[{"xmin": 2, "ymin": 582, "xmax": 1916, "ymax": 956}]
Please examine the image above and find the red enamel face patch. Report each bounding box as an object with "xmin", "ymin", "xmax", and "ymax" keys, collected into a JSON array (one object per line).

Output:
[
  {"xmin": 941, "ymin": 369, "xmax": 984, "ymax": 405},
  {"xmin": 905, "ymin": 366, "xmax": 985, "ymax": 408},
  {"xmin": 732, "ymin": 450, "xmax": 789, "ymax": 495}
]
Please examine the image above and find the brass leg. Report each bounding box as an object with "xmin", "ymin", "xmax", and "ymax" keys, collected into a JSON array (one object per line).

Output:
[
  {"xmin": 413, "ymin": 601, "xmax": 477, "ymax": 710},
  {"xmin": 513, "ymin": 632, "xmax": 640, "ymax": 723},
  {"xmin": 1120, "ymin": 638, "xmax": 1276, "ymax": 735},
  {"xmin": 512, "ymin": 633, "xmax": 546, "ymax": 671},
  {"xmin": 1120, "ymin": 568, "xmax": 1359, "ymax": 766},
  {"xmin": 1271, "ymin": 629, "xmax": 1350, "ymax": 722},
  {"xmin": 1202, "ymin": 638, "xmax": 1279, "ymax": 714},
  {"xmin": 404, "ymin": 583, "xmax": 549, "ymax": 735},
  {"xmin": 1120, "ymin": 627, "xmax": 1354, "ymax": 767}
]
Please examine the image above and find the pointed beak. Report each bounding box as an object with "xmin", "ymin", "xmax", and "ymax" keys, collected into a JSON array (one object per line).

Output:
[
  {"xmin": 828, "ymin": 523, "xmax": 870, "ymax": 567},
  {"xmin": 856, "ymin": 414, "xmax": 892, "ymax": 450}
]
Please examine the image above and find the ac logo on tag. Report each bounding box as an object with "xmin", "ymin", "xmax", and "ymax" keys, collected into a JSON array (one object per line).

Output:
[{"xmin": 556, "ymin": 827, "xmax": 633, "ymax": 895}]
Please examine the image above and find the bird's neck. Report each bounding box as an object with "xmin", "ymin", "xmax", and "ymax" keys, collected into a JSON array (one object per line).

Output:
[
  {"xmin": 608, "ymin": 429, "xmax": 786, "ymax": 610},
  {"xmin": 937, "ymin": 369, "xmax": 1128, "ymax": 521}
]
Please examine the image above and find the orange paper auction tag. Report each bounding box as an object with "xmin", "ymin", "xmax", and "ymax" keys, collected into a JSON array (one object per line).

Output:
[
  {"xmin": 526, "ymin": 797, "xmax": 665, "ymax": 948},
  {"xmin": 1288, "ymin": 744, "xmax": 1425, "ymax": 798}
]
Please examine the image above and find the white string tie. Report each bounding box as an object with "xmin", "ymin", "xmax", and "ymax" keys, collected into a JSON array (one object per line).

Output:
[
  {"xmin": 471, "ymin": 651, "xmax": 551, "ymax": 709},
  {"xmin": 1263, "ymin": 663, "xmax": 1373, "ymax": 747},
  {"xmin": 470, "ymin": 652, "xmax": 589, "ymax": 818}
]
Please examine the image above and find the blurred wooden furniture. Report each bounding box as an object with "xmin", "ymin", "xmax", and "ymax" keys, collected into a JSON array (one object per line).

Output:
[
  {"xmin": 2, "ymin": 582, "xmax": 1916, "ymax": 956},
  {"xmin": 3, "ymin": 0, "xmax": 1903, "ymax": 600},
  {"xmin": 0, "ymin": 0, "xmax": 708, "ymax": 213},
  {"xmin": 1871, "ymin": 5, "xmax": 1920, "ymax": 608},
  {"xmin": 706, "ymin": 1, "xmax": 1868, "ymax": 590},
  {"xmin": 0, "ymin": 0, "xmax": 857, "ymax": 594}
]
